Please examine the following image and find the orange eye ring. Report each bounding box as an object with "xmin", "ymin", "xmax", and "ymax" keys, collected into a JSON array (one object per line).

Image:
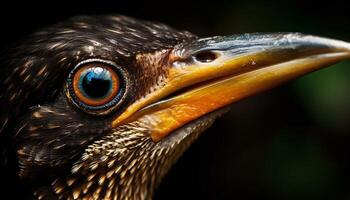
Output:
[
  {"xmin": 72, "ymin": 65, "xmax": 120, "ymax": 106},
  {"xmin": 66, "ymin": 59, "xmax": 127, "ymax": 114}
]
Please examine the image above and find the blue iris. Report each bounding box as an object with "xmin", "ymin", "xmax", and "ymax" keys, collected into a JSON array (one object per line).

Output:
[{"xmin": 78, "ymin": 67, "xmax": 113, "ymax": 99}]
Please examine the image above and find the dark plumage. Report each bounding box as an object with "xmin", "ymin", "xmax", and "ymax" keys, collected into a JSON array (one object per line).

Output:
[
  {"xmin": 0, "ymin": 15, "xmax": 199, "ymax": 199},
  {"xmin": 1, "ymin": 15, "xmax": 350, "ymax": 200}
]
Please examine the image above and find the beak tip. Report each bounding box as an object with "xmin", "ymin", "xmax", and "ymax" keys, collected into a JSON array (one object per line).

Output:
[{"xmin": 305, "ymin": 34, "xmax": 350, "ymax": 52}]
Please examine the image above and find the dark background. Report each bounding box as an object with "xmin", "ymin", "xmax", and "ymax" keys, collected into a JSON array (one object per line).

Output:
[{"xmin": 1, "ymin": 0, "xmax": 350, "ymax": 199}]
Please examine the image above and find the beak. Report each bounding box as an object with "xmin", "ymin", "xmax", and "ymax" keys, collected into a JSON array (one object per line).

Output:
[{"xmin": 113, "ymin": 33, "xmax": 350, "ymax": 142}]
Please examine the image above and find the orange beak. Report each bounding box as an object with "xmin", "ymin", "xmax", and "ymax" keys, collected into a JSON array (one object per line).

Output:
[{"xmin": 112, "ymin": 33, "xmax": 350, "ymax": 142}]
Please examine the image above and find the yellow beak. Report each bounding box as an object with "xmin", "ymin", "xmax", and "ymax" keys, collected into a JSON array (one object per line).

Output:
[{"xmin": 113, "ymin": 33, "xmax": 350, "ymax": 142}]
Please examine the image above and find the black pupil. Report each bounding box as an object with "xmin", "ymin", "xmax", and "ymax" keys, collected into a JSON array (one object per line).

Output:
[{"xmin": 81, "ymin": 67, "xmax": 112, "ymax": 99}]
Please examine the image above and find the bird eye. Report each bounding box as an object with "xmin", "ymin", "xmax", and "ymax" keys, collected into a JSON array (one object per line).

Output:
[{"xmin": 66, "ymin": 59, "xmax": 127, "ymax": 114}]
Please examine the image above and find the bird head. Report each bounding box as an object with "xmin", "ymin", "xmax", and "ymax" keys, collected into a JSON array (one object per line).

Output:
[{"xmin": 1, "ymin": 15, "xmax": 350, "ymax": 199}]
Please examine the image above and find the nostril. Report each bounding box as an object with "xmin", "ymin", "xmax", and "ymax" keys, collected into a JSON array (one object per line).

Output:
[{"xmin": 193, "ymin": 51, "xmax": 219, "ymax": 63}]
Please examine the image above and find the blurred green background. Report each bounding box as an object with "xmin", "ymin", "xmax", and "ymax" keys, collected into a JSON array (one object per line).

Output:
[{"xmin": 1, "ymin": 0, "xmax": 350, "ymax": 199}]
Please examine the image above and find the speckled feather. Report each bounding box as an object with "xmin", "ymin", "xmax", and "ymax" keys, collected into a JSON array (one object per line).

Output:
[
  {"xmin": 0, "ymin": 15, "xmax": 225, "ymax": 200},
  {"xmin": 0, "ymin": 15, "xmax": 196, "ymax": 136}
]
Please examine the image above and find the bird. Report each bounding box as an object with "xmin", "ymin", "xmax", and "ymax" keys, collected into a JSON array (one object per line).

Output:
[{"xmin": 0, "ymin": 15, "xmax": 350, "ymax": 200}]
